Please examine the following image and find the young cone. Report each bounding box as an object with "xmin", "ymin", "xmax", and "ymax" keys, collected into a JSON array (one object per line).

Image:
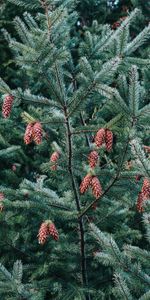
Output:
[
  {"xmin": 37, "ymin": 222, "xmax": 49, "ymax": 245},
  {"xmin": 33, "ymin": 122, "xmax": 43, "ymax": 145},
  {"xmin": 105, "ymin": 129, "xmax": 113, "ymax": 152},
  {"xmin": 88, "ymin": 151, "xmax": 99, "ymax": 168},
  {"xmin": 80, "ymin": 174, "xmax": 92, "ymax": 194},
  {"xmin": 24, "ymin": 123, "xmax": 33, "ymax": 145},
  {"xmin": 50, "ymin": 151, "xmax": 60, "ymax": 162},
  {"xmin": 50, "ymin": 151, "xmax": 60, "ymax": 170},
  {"xmin": 48, "ymin": 222, "xmax": 59, "ymax": 241},
  {"xmin": 91, "ymin": 176, "xmax": 103, "ymax": 199},
  {"xmin": 95, "ymin": 128, "xmax": 105, "ymax": 148},
  {"xmin": 2, "ymin": 95, "xmax": 14, "ymax": 118}
]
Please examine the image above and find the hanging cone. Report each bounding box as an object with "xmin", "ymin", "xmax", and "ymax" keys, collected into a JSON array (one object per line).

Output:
[
  {"xmin": 105, "ymin": 129, "xmax": 113, "ymax": 152},
  {"xmin": 80, "ymin": 174, "xmax": 92, "ymax": 194},
  {"xmin": 2, "ymin": 95, "xmax": 14, "ymax": 118},
  {"xmin": 37, "ymin": 222, "xmax": 49, "ymax": 245},
  {"xmin": 136, "ymin": 178, "xmax": 150, "ymax": 212},
  {"xmin": 136, "ymin": 192, "xmax": 144, "ymax": 213},
  {"xmin": 141, "ymin": 178, "xmax": 150, "ymax": 199},
  {"xmin": 24, "ymin": 123, "xmax": 34, "ymax": 145},
  {"xmin": 91, "ymin": 176, "xmax": 103, "ymax": 199},
  {"xmin": 33, "ymin": 122, "xmax": 43, "ymax": 145},
  {"xmin": 95, "ymin": 128, "xmax": 105, "ymax": 148},
  {"xmin": 88, "ymin": 151, "xmax": 99, "ymax": 168},
  {"xmin": 48, "ymin": 222, "xmax": 59, "ymax": 241}
]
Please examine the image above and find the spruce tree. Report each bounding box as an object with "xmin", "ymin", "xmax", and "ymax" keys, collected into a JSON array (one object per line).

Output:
[{"xmin": 0, "ymin": 0, "xmax": 150, "ymax": 299}]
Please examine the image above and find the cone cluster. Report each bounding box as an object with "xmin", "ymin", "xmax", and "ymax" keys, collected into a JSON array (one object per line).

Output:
[
  {"xmin": 2, "ymin": 95, "xmax": 14, "ymax": 118},
  {"xmin": 136, "ymin": 178, "xmax": 150, "ymax": 212},
  {"xmin": 95, "ymin": 128, "xmax": 113, "ymax": 152},
  {"xmin": 80, "ymin": 127, "xmax": 113, "ymax": 204},
  {"xmin": 80, "ymin": 175, "xmax": 102, "ymax": 200},
  {"xmin": 38, "ymin": 221, "xmax": 59, "ymax": 245},
  {"xmin": 50, "ymin": 151, "xmax": 60, "ymax": 170},
  {"xmin": 24, "ymin": 122, "xmax": 43, "ymax": 145}
]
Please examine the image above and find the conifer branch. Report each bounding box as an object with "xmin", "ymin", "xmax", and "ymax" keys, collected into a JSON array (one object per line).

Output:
[{"xmin": 64, "ymin": 105, "xmax": 91, "ymax": 300}]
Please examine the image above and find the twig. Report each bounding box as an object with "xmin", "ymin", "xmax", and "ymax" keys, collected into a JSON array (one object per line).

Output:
[{"xmin": 80, "ymin": 112, "xmax": 91, "ymax": 147}]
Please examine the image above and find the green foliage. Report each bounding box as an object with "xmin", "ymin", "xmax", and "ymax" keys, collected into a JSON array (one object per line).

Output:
[{"xmin": 0, "ymin": 0, "xmax": 150, "ymax": 299}]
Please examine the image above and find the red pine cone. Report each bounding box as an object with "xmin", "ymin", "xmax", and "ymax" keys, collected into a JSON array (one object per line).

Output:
[
  {"xmin": 91, "ymin": 176, "xmax": 102, "ymax": 199},
  {"xmin": 80, "ymin": 174, "xmax": 92, "ymax": 194},
  {"xmin": 50, "ymin": 151, "xmax": 60, "ymax": 170},
  {"xmin": 48, "ymin": 222, "xmax": 59, "ymax": 241},
  {"xmin": 95, "ymin": 128, "xmax": 105, "ymax": 148},
  {"xmin": 24, "ymin": 123, "xmax": 33, "ymax": 145},
  {"xmin": 0, "ymin": 193, "xmax": 4, "ymax": 212},
  {"xmin": 2, "ymin": 95, "xmax": 14, "ymax": 118},
  {"xmin": 50, "ymin": 151, "xmax": 60, "ymax": 162},
  {"xmin": 37, "ymin": 222, "xmax": 49, "ymax": 245},
  {"xmin": 88, "ymin": 151, "xmax": 99, "ymax": 168},
  {"xmin": 136, "ymin": 192, "xmax": 144, "ymax": 213},
  {"xmin": 141, "ymin": 178, "xmax": 150, "ymax": 199},
  {"xmin": 136, "ymin": 178, "xmax": 150, "ymax": 212},
  {"xmin": 33, "ymin": 122, "xmax": 43, "ymax": 145},
  {"xmin": 105, "ymin": 129, "xmax": 113, "ymax": 152}
]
